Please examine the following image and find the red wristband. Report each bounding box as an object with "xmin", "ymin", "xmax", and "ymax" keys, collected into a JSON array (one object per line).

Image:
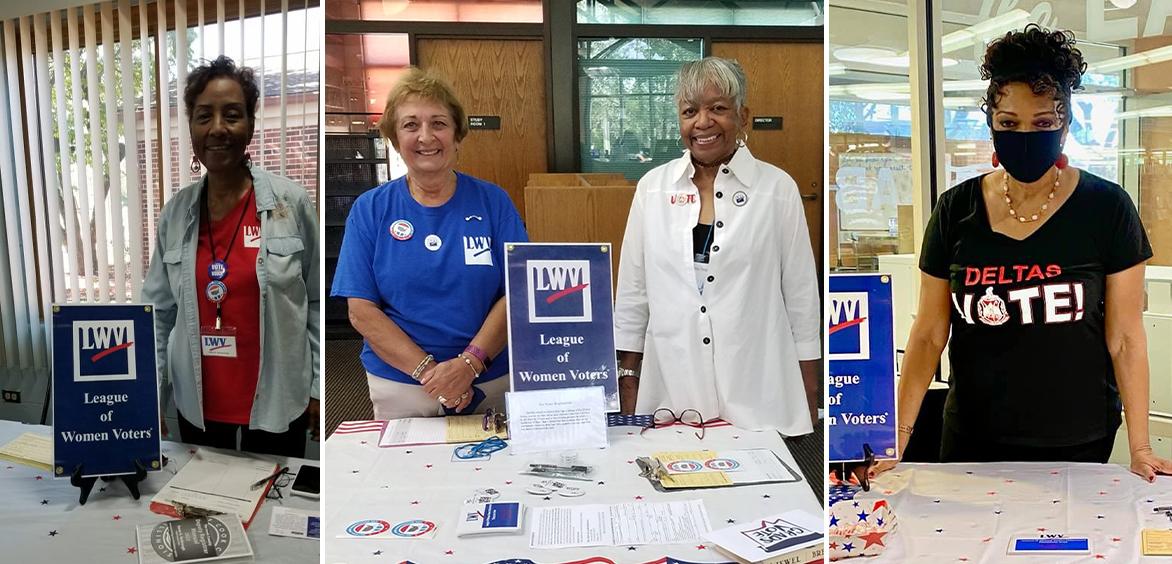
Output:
[{"xmin": 464, "ymin": 344, "xmax": 490, "ymax": 369}]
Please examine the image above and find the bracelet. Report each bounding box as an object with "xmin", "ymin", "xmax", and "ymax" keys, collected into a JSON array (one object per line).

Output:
[
  {"xmin": 410, "ymin": 354, "xmax": 434, "ymax": 381},
  {"xmin": 464, "ymin": 344, "xmax": 491, "ymax": 369},
  {"xmin": 456, "ymin": 353, "xmax": 482, "ymax": 379},
  {"xmin": 619, "ymin": 368, "xmax": 639, "ymax": 380},
  {"xmin": 897, "ymin": 424, "xmax": 914, "ymax": 435}
]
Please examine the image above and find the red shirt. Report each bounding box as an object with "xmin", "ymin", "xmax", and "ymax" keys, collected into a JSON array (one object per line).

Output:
[{"xmin": 196, "ymin": 189, "xmax": 262, "ymax": 425}]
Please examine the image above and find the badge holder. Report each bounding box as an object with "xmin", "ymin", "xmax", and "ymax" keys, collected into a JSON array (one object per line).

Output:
[
  {"xmin": 200, "ymin": 283, "xmax": 238, "ymax": 358},
  {"xmin": 68, "ymin": 456, "xmax": 164, "ymax": 505},
  {"xmin": 829, "ymin": 442, "xmax": 876, "ymax": 492}
]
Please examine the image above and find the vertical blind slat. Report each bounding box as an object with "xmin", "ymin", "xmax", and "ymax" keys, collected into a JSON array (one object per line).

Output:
[
  {"xmin": 51, "ymin": 10, "xmax": 81, "ymax": 300},
  {"xmin": 0, "ymin": 22, "xmax": 30, "ymax": 365},
  {"xmin": 139, "ymin": 0, "xmax": 155, "ymax": 261},
  {"xmin": 279, "ymin": 0, "xmax": 287, "ymax": 175},
  {"xmin": 157, "ymin": 0, "xmax": 172, "ymax": 203},
  {"xmin": 67, "ymin": 7, "xmax": 96, "ymax": 301},
  {"xmin": 34, "ymin": 14, "xmax": 64, "ymax": 305},
  {"xmin": 217, "ymin": 0, "xmax": 225, "ymax": 56},
  {"xmin": 118, "ymin": 0, "xmax": 142, "ymax": 299},
  {"xmin": 101, "ymin": 2, "xmax": 126, "ymax": 302},
  {"xmin": 257, "ymin": 0, "xmax": 265, "ymax": 155},
  {"xmin": 7, "ymin": 19, "xmax": 40, "ymax": 366},
  {"xmin": 17, "ymin": 16, "xmax": 48, "ymax": 367},
  {"xmin": 83, "ymin": 4, "xmax": 108, "ymax": 303},
  {"xmin": 198, "ymin": 0, "xmax": 205, "ymax": 62},
  {"xmin": 176, "ymin": 0, "xmax": 190, "ymax": 188},
  {"xmin": 238, "ymin": 0, "xmax": 244, "ymax": 65}
]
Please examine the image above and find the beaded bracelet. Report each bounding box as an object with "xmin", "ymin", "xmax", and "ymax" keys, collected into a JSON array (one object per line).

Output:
[
  {"xmin": 456, "ymin": 352, "xmax": 481, "ymax": 378},
  {"xmin": 410, "ymin": 354, "xmax": 434, "ymax": 381}
]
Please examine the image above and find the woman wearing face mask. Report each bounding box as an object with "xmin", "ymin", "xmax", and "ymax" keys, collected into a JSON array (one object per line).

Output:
[
  {"xmin": 142, "ymin": 56, "xmax": 320, "ymax": 456},
  {"xmin": 873, "ymin": 25, "xmax": 1172, "ymax": 480},
  {"xmin": 331, "ymin": 68, "xmax": 527, "ymax": 419},
  {"xmin": 613, "ymin": 57, "xmax": 821, "ymax": 434}
]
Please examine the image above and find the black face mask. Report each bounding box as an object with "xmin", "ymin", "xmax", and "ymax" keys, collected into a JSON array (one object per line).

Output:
[{"xmin": 991, "ymin": 128, "xmax": 1064, "ymax": 183}]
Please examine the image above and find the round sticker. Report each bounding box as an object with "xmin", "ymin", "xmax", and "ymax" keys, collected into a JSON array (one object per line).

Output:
[
  {"xmin": 665, "ymin": 460, "xmax": 704, "ymax": 473},
  {"xmin": 391, "ymin": 519, "xmax": 437, "ymax": 538},
  {"xmin": 345, "ymin": 519, "xmax": 392, "ymax": 537},
  {"xmin": 424, "ymin": 234, "xmax": 443, "ymax": 251},
  {"xmin": 704, "ymin": 458, "xmax": 741, "ymax": 471},
  {"xmin": 390, "ymin": 219, "xmax": 414, "ymax": 241},
  {"xmin": 205, "ymin": 280, "xmax": 227, "ymax": 303},
  {"xmin": 558, "ymin": 486, "xmax": 585, "ymax": 497},
  {"xmin": 733, "ymin": 191, "xmax": 749, "ymax": 207},
  {"xmin": 151, "ymin": 516, "xmax": 231, "ymax": 559},
  {"xmin": 208, "ymin": 259, "xmax": 227, "ymax": 281}
]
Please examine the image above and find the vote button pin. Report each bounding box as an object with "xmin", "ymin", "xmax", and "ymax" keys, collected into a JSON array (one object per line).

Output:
[{"xmin": 208, "ymin": 259, "xmax": 228, "ymax": 281}]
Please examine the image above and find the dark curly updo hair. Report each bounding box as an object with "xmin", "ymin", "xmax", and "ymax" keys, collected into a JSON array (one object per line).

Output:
[
  {"xmin": 184, "ymin": 55, "xmax": 260, "ymax": 124},
  {"xmin": 980, "ymin": 24, "xmax": 1086, "ymax": 127}
]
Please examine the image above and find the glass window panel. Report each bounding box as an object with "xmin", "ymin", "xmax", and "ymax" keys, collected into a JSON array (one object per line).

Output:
[
  {"xmin": 576, "ymin": 0, "xmax": 823, "ymax": 26},
  {"xmin": 577, "ymin": 37, "xmax": 702, "ymax": 180},
  {"xmin": 326, "ymin": 0, "xmax": 542, "ymax": 23}
]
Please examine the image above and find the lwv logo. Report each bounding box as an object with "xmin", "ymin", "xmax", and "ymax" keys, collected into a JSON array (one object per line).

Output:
[
  {"xmin": 527, "ymin": 260, "xmax": 592, "ymax": 323},
  {"xmin": 463, "ymin": 236, "xmax": 493, "ymax": 266},
  {"xmin": 73, "ymin": 320, "xmax": 137, "ymax": 382},
  {"xmin": 828, "ymin": 292, "xmax": 869, "ymax": 361}
]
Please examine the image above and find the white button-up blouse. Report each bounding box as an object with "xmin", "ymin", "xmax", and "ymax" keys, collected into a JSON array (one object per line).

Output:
[{"xmin": 613, "ymin": 146, "xmax": 821, "ymax": 434}]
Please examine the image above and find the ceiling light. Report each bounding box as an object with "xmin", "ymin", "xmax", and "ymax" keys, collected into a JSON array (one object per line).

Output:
[
  {"xmin": 1088, "ymin": 45, "xmax": 1172, "ymax": 73},
  {"xmin": 940, "ymin": 9, "xmax": 1031, "ymax": 53},
  {"xmin": 1117, "ymin": 104, "xmax": 1172, "ymax": 120}
]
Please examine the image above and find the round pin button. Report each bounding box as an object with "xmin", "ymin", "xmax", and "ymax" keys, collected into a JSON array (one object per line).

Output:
[
  {"xmin": 424, "ymin": 234, "xmax": 442, "ymax": 251},
  {"xmin": 208, "ymin": 259, "xmax": 227, "ymax": 281},
  {"xmin": 205, "ymin": 280, "xmax": 227, "ymax": 303}
]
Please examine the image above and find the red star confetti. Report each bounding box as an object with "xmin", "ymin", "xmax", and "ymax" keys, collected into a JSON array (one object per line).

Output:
[
  {"xmin": 1004, "ymin": 479, "xmax": 1015, "ymax": 483},
  {"xmin": 360, "ymin": 441, "xmax": 367, "ymax": 445},
  {"xmin": 188, "ymin": 449, "xmax": 196, "ymax": 454},
  {"xmin": 444, "ymin": 550, "xmax": 453, "ymax": 556},
  {"xmin": 1036, "ymin": 528, "xmax": 1047, "ymax": 533},
  {"xmin": 627, "ymin": 460, "xmax": 634, "ymax": 464},
  {"xmin": 958, "ymin": 558, "xmax": 969, "ymax": 562},
  {"xmin": 634, "ymin": 496, "xmax": 643, "ymax": 500},
  {"xmin": 987, "ymin": 491, "xmax": 997, "ymax": 496},
  {"xmin": 696, "ymin": 544, "xmax": 707, "ymax": 550},
  {"xmin": 474, "ymin": 467, "xmax": 482, "ymax": 471},
  {"xmin": 410, "ymin": 501, "xmax": 420, "ymax": 505},
  {"xmin": 127, "ymin": 547, "xmax": 136, "ymax": 554},
  {"xmin": 113, "ymin": 515, "xmax": 122, "ymax": 521},
  {"xmin": 505, "ymin": 480, "xmax": 512, "ymax": 485},
  {"xmin": 982, "ymin": 537, "xmax": 993, "ymax": 543},
  {"xmin": 425, "ymin": 464, "xmax": 433, "ymax": 469},
  {"xmin": 1099, "ymin": 491, "xmax": 1107, "ymax": 496},
  {"xmin": 35, "ymin": 476, "xmax": 43, "ymax": 480},
  {"xmin": 1095, "ymin": 555, "xmax": 1106, "ymax": 560},
  {"xmin": 1112, "ymin": 537, "xmax": 1121, "ymax": 542},
  {"xmin": 858, "ymin": 531, "xmax": 887, "ymax": 549},
  {"xmin": 830, "ymin": 542, "xmax": 838, "ymax": 549}
]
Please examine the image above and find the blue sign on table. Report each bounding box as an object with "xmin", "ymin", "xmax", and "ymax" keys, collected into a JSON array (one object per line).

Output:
[
  {"xmin": 52, "ymin": 304, "xmax": 161, "ymax": 478},
  {"xmin": 504, "ymin": 243, "xmax": 619, "ymax": 411},
  {"xmin": 828, "ymin": 274, "xmax": 897, "ymax": 463}
]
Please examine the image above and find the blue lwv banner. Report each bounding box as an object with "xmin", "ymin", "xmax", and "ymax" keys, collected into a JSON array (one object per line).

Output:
[
  {"xmin": 52, "ymin": 304, "xmax": 161, "ymax": 478},
  {"xmin": 504, "ymin": 243, "xmax": 619, "ymax": 411},
  {"xmin": 828, "ymin": 274, "xmax": 897, "ymax": 463}
]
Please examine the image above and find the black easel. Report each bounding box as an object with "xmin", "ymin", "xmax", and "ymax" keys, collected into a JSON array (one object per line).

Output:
[
  {"xmin": 68, "ymin": 459, "xmax": 152, "ymax": 505},
  {"xmin": 830, "ymin": 442, "xmax": 876, "ymax": 492}
]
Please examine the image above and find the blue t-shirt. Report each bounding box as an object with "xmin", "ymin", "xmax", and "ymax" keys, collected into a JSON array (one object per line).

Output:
[{"xmin": 331, "ymin": 173, "xmax": 528, "ymax": 384}]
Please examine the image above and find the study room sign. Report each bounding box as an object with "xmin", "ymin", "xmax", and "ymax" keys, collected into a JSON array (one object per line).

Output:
[{"xmin": 52, "ymin": 304, "xmax": 162, "ymax": 478}]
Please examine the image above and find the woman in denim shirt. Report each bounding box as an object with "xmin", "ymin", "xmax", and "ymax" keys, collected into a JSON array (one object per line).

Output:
[{"xmin": 142, "ymin": 56, "xmax": 320, "ymax": 457}]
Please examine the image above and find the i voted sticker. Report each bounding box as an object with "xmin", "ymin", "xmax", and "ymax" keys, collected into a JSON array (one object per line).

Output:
[
  {"xmin": 390, "ymin": 220, "xmax": 414, "ymax": 241},
  {"xmin": 424, "ymin": 234, "xmax": 442, "ymax": 251}
]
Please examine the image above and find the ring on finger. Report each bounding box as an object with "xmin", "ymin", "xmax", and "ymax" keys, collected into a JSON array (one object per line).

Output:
[{"xmin": 437, "ymin": 395, "xmax": 448, "ymax": 405}]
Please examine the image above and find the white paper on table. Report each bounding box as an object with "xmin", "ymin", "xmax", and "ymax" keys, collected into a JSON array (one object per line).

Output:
[
  {"xmin": 506, "ymin": 387, "xmax": 607, "ymax": 454},
  {"xmin": 704, "ymin": 509, "xmax": 824, "ymax": 562},
  {"xmin": 0, "ymin": 432, "xmax": 52, "ymax": 470},
  {"xmin": 268, "ymin": 506, "xmax": 320, "ymax": 540},
  {"xmin": 378, "ymin": 417, "xmax": 447, "ymax": 447},
  {"xmin": 529, "ymin": 500, "xmax": 710, "ymax": 549},
  {"xmin": 135, "ymin": 515, "xmax": 253, "ymax": 564},
  {"xmin": 151, "ymin": 449, "xmax": 276, "ymax": 522}
]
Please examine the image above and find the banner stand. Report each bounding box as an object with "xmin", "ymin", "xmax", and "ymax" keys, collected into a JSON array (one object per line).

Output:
[
  {"xmin": 68, "ymin": 459, "xmax": 152, "ymax": 505},
  {"xmin": 829, "ymin": 443, "xmax": 876, "ymax": 492}
]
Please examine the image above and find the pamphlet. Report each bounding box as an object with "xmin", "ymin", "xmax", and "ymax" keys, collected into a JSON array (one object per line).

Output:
[
  {"xmin": 456, "ymin": 501, "xmax": 526, "ymax": 537},
  {"xmin": 268, "ymin": 506, "xmax": 320, "ymax": 540},
  {"xmin": 506, "ymin": 387, "xmax": 608, "ymax": 454},
  {"xmin": 705, "ymin": 510, "xmax": 823, "ymax": 564},
  {"xmin": 135, "ymin": 515, "xmax": 253, "ymax": 564},
  {"xmin": 529, "ymin": 499, "xmax": 710, "ymax": 549},
  {"xmin": 0, "ymin": 432, "xmax": 52, "ymax": 471},
  {"xmin": 379, "ymin": 415, "xmax": 507, "ymax": 448}
]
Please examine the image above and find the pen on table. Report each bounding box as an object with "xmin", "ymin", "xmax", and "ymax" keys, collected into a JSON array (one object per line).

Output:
[{"xmin": 251, "ymin": 466, "xmax": 289, "ymax": 490}]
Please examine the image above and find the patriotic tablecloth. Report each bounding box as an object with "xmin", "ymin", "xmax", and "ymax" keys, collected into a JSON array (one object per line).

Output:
[
  {"xmin": 852, "ymin": 462, "xmax": 1172, "ymax": 563},
  {"xmin": 1, "ymin": 421, "xmax": 318, "ymax": 563},
  {"xmin": 324, "ymin": 419, "xmax": 822, "ymax": 563}
]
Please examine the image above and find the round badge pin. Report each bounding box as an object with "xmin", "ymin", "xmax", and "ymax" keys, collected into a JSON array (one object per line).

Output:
[
  {"xmin": 208, "ymin": 259, "xmax": 227, "ymax": 281},
  {"xmin": 558, "ymin": 486, "xmax": 585, "ymax": 497},
  {"xmin": 527, "ymin": 484, "xmax": 554, "ymax": 495},
  {"xmin": 205, "ymin": 280, "xmax": 227, "ymax": 303},
  {"xmin": 733, "ymin": 191, "xmax": 749, "ymax": 207},
  {"xmin": 424, "ymin": 234, "xmax": 443, "ymax": 251},
  {"xmin": 390, "ymin": 219, "xmax": 414, "ymax": 241}
]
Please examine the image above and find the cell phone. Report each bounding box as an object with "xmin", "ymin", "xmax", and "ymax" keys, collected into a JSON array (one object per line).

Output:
[{"xmin": 290, "ymin": 464, "xmax": 319, "ymax": 499}]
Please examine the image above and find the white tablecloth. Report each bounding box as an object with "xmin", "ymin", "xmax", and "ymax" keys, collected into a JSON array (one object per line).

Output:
[
  {"xmin": 0, "ymin": 421, "xmax": 319, "ymax": 563},
  {"xmin": 856, "ymin": 462, "xmax": 1172, "ymax": 563},
  {"xmin": 323, "ymin": 419, "xmax": 822, "ymax": 563}
]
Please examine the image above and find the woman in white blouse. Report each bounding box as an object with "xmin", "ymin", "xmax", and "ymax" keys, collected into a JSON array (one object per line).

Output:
[{"xmin": 613, "ymin": 56, "xmax": 821, "ymax": 435}]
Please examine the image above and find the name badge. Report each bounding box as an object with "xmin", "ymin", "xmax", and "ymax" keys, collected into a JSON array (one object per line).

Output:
[
  {"xmin": 200, "ymin": 326, "xmax": 238, "ymax": 358},
  {"xmin": 1008, "ymin": 535, "xmax": 1090, "ymax": 555}
]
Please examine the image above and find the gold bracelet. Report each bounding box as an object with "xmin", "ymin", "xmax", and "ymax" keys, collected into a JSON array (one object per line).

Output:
[
  {"xmin": 410, "ymin": 354, "xmax": 434, "ymax": 381},
  {"xmin": 898, "ymin": 424, "xmax": 914, "ymax": 435},
  {"xmin": 456, "ymin": 353, "xmax": 481, "ymax": 378}
]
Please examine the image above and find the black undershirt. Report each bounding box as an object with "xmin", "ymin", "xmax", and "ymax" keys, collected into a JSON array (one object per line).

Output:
[{"xmin": 693, "ymin": 223, "xmax": 714, "ymax": 263}]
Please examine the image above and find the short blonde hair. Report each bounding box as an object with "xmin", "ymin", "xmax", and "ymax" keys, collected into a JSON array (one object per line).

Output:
[{"xmin": 377, "ymin": 67, "xmax": 468, "ymax": 149}]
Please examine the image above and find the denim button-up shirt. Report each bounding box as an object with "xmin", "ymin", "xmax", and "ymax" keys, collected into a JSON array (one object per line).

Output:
[{"xmin": 141, "ymin": 164, "xmax": 320, "ymax": 433}]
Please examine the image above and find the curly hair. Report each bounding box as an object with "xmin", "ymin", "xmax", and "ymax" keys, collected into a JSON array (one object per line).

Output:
[
  {"xmin": 184, "ymin": 55, "xmax": 260, "ymax": 125},
  {"xmin": 980, "ymin": 24, "xmax": 1086, "ymax": 126}
]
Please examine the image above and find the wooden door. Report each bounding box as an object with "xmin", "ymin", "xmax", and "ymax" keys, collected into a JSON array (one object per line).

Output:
[
  {"xmin": 712, "ymin": 42, "xmax": 824, "ymax": 276},
  {"xmin": 417, "ymin": 38, "xmax": 548, "ymax": 220}
]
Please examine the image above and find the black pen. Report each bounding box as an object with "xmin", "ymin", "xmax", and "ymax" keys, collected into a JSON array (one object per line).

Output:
[{"xmin": 251, "ymin": 466, "xmax": 289, "ymax": 490}]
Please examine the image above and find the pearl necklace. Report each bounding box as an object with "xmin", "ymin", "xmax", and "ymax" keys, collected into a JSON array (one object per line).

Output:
[{"xmin": 1002, "ymin": 169, "xmax": 1058, "ymax": 223}]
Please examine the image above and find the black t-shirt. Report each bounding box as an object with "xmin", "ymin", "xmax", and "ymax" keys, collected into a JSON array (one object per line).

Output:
[
  {"xmin": 693, "ymin": 222, "xmax": 714, "ymax": 264},
  {"xmin": 920, "ymin": 171, "xmax": 1152, "ymax": 447}
]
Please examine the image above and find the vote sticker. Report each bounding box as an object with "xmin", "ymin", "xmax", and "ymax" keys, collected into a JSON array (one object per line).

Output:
[
  {"xmin": 208, "ymin": 259, "xmax": 227, "ymax": 281},
  {"xmin": 425, "ymin": 234, "xmax": 442, "ymax": 251},
  {"xmin": 665, "ymin": 460, "xmax": 704, "ymax": 473},
  {"xmin": 390, "ymin": 219, "xmax": 414, "ymax": 241},
  {"xmin": 345, "ymin": 519, "xmax": 391, "ymax": 537},
  {"xmin": 391, "ymin": 519, "xmax": 437, "ymax": 538},
  {"xmin": 704, "ymin": 458, "xmax": 741, "ymax": 471},
  {"xmin": 205, "ymin": 280, "xmax": 227, "ymax": 303}
]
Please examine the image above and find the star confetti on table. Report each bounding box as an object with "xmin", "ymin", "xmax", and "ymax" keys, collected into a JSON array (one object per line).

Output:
[
  {"xmin": 444, "ymin": 550, "xmax": 453, "ymax": 556},
  {"xmin": 627, "ymin": 460, "xmax": 634, "ymax": 464},
  {"xmin": 965, "ymin": 471, "xmax": 973, "ymax": 475},
  {"xmin": 351, "ymin": 470, "xmax": 360, "ymax": 474},
  {"xmin": 1112, "ymin": 537, "xmax": 1122, "ymax": 542},
  {"xmin": 933, "ymin": 499, "xmax": 941, "ymax": 504},
  {"xmin": 505, "ymin": 480, "xmax": 513, "ymax": 485},
  {"xmin": 113, "ymin": 515, "xmax": 122, "ymax": 520},
  {"xmin": 1051, "ymin": 500, "xmax": 1061, "ymax": 504},
  {"xmin": 1099, "ymin": 491, "xmax": 1108, "ymax": 496},
  {"xmin": 987, "ymin": 491, "xmax": 997, "ymax": 496},
  {"xmin": 405, "ymin": 450, "xmax": 412, "ymax": 455},
  {"xmin": 762, "ymin": 494, "xmax": 771, "ymax": 499},
  {"xmin": 935, "ymin": 528, "xmax": 944, "ymax": 533},
  {"xmin": 543, "ymin": 496, "xmax": 551, "ymax": 501},
  {"xmin": 982, "ymin": 537, "xmax": 993, "ymax": 543},
  {"xmin": 628, "ymin": 547, "xmax": 637, "ymax": 551},
  {"xmin": 127, "ymin": 548, "xmax": 136, "ymax": 554},
  {"xmin": 99, "ymin": 487, "xmax": 106, "ymax": 493},
  {"xmin": 1036, "ymin": 528, "xmax": 1047, "ymax": 533},
  {"xmin": 597, "ymin": 481, "xmax": 605, "ymax": 485},
  {"xmin": 425, "ymin": 464, "xmax": 433, "ymax": 469},
  {"xmin": 1095, "ymin": 555, "xmax": 1106, "ymax": 560},
  {"xmin": 35, "ymin": 476, "xmax": 43, "ymax": 480},
  {"xmin": 876, "ymin": 517, "xmax": 885, "ymax": 526},
  {"xmin": 48, "ymin": 530, "xmax": 57, "ymax": 537},
  {"xmin": 372, "ymin": 550, "xmax": 382, "ymax": 555},
  {"xmin": 830, "ymin": 542, "xmax": 838, "ymax": 549},
  {"xmin": 360, "ymin": 441, "xmax": 367, "ymax": 445},
  {"xmin": 475, "ymin": 467, "xmax": 482, "ymax": 471},
  {"xmin": 634, "ymin": 496, "xmax": 643, "ymax": 500},
  {"xmin": 695, "ymin": 544, "xmax": 707, "ymax": 550},
  {"xmin": 40, "ymin": 499, "xmax": 48, "ymax": 505},
  {"xmin": 726, "ymin": 519, "xmax": 735, "ymax": 524},
  {"xmin": 958, "ymin": 558, "xmax": 969, "ymax": 562},
  {"xmin": 1097, "ymin": 515, "xmax": 1105, "ymax": 519},
  {"xmin": 994, "ymin": 510, "xmax": 1002, "ymax": 515},
  {"xmin": 1004, "ymin": 479, "xmax": 1015, "ymax": 483},
  {"xmin": 858, "ymin": 531, "xmax": 887, "ymax": 548},
  {"xmin": 410, "ymin": 501, "xmax": 420, "ymax": 505}
]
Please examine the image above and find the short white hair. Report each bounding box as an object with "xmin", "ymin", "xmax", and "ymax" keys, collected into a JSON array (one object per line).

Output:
[{"xmin": 675, "ymin": 56, "xmax": 748, "ymax": 112}]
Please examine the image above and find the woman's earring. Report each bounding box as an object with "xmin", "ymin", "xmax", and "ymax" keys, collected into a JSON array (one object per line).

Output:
[
  {"xmin": 991, "ymin": 152, "xmax": 999, "ymax": 169},
  {"xmin": 1055, "ymin": 152, "xmax": 1068, "ymax": 169},
  {"xmin": 737, "ymin": 130, "xmax": 749, "ymax": 147},
  {"xmin": 243, "ymin": 152, "xmax": 252, "ymax": 168},
  {"xmin": 190, "ymin": 155, "xmax": 201, "ymax": 174}
]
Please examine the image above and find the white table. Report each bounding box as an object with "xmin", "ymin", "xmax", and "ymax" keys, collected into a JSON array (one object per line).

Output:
[
  {"xmin": 0, "ymin": 421, "xmax": 318, "ymax": 563},
  {"xmin": 323, "ymin": 419, "xmax": 821, "ymax": 563},
  {"xmin": 856, "ymin": 462, "xmax": 1172, "ymax": 563}
]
